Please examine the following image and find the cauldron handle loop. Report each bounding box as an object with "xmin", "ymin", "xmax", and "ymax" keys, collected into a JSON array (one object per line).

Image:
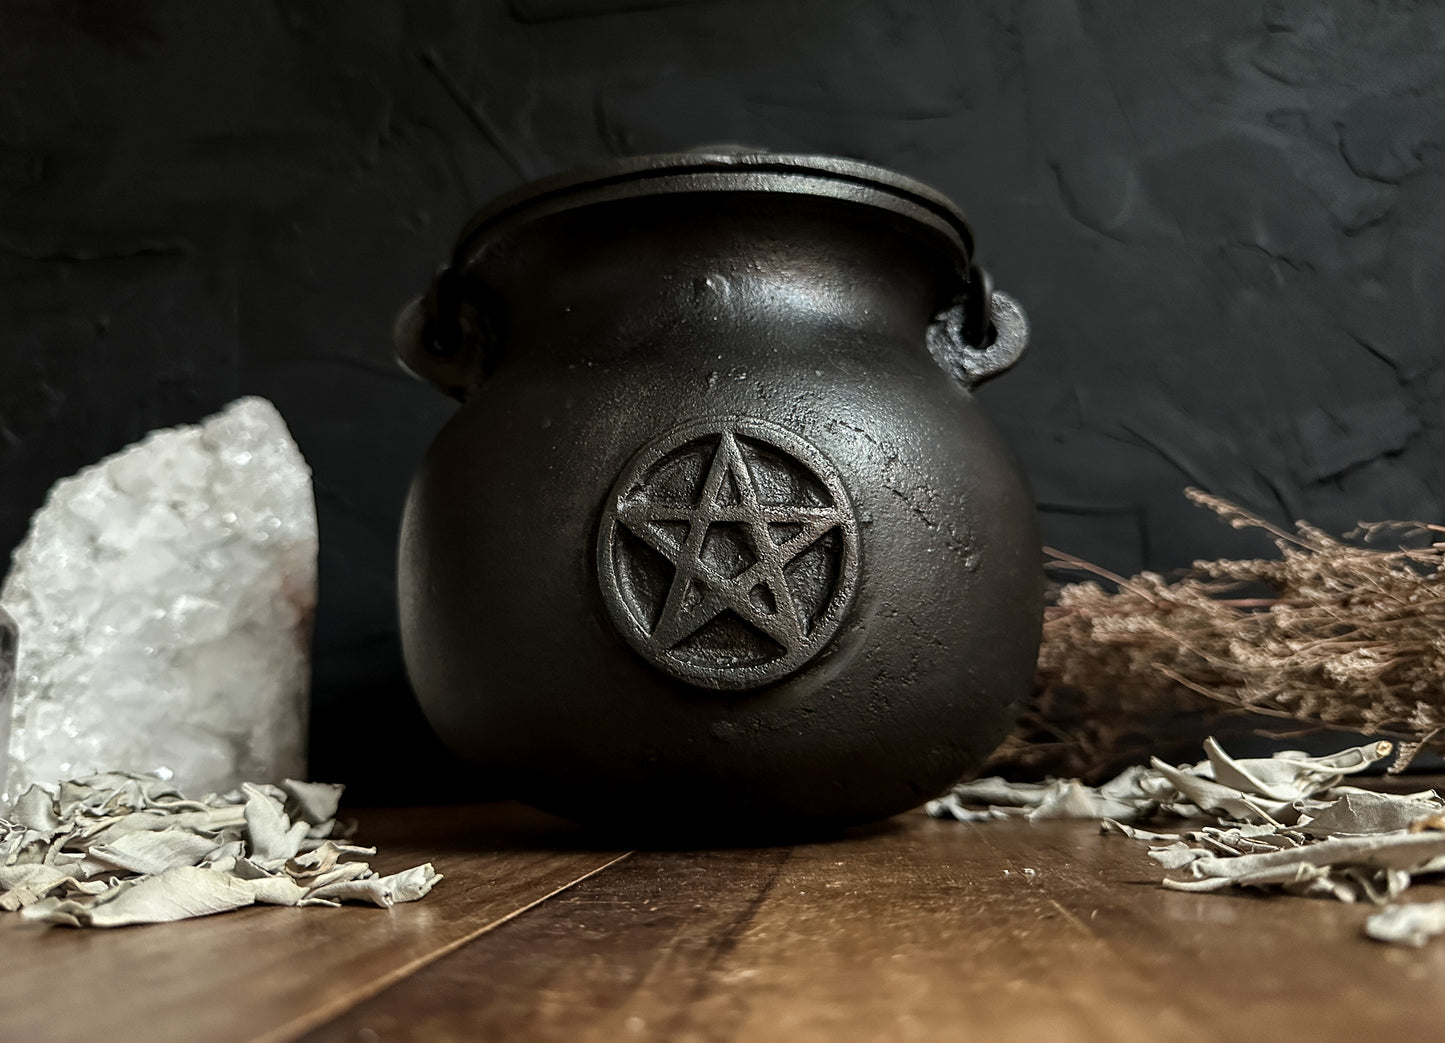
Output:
[
  {"xmin": 926, "ymin": 264, "xmax": 1030, "ymax": 389},
  {"xmin": 392, "ymin": 265, "xmax": 489, "ymax": 402}
]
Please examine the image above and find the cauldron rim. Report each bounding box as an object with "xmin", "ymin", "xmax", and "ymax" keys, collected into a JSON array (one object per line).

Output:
[{"xmin": 453, "ymin": 149, "xmax": 975, "ymax": 267}]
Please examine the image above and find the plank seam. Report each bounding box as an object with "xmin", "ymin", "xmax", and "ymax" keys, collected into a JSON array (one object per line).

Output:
[{"xmin": 255, "ymin": 850, "xmax": 635, "ymax": 1043}]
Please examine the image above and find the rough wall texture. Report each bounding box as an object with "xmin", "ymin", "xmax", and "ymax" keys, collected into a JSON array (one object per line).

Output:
[{"xmin": 3, "ymin": 0, "xmax": 1442, "ymax": 794}]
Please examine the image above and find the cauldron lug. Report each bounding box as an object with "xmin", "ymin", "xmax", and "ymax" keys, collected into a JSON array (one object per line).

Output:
[
  {"xmin": 393, "ymin": 266, "xmax": 493, "ymax": 402},
  {"xmin": 927, "ymin": 264, "xmax": 1031, "ymax": 389}
]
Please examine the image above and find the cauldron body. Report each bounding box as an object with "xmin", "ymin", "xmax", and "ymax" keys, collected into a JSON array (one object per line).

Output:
[{"xmin": 397, "ymin": 153, "xmax": 1042, "ymax": 835}]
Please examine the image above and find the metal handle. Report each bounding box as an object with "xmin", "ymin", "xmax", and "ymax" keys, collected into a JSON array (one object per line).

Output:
[
  {"xmin": 926, "ymin": 266, "xmax": 1030, "ymax": 389},
  {"xmin": 393, "ymin": 266, "xmax": 491, "ymax": 402}
]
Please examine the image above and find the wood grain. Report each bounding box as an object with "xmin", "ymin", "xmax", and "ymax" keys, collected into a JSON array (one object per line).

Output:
[
  {"xmin": 0, "ymin": 803, "xmax": 626, "ymax": 1043},
  {"xmin": 306, "ymin": 813, "xmax": 1445, "ymax": 1043}
]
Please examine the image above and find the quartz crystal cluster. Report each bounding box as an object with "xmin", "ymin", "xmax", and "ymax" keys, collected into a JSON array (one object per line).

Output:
[
  {"xmin": 0, "ymin": 608, "xmax": 15, "ymax": 795},
  {"xmin": 0, "ymin": 398, "xmax": 317, "ymax": 801}
]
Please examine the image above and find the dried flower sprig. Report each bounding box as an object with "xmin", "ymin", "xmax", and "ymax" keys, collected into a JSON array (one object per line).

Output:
[{"xmin": 985, "ymin": 490, "xmax": 1445, "ymax": 781}]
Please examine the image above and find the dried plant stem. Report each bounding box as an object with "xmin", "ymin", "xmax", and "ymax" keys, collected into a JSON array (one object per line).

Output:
[{"xmin": 986, "ymin": 489, "xmax": 1445, "ymax": 781}]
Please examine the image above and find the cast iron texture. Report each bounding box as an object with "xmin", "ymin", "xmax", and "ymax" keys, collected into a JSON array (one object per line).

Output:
[{"xmin": 396, "ymin": 151, "xmax": 1042, "ymax": 835}]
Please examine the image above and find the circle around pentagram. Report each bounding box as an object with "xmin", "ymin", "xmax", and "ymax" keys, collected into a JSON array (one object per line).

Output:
[{"xmin": 596, "ymin": 416, "xmax": 861, "ymax": 690}]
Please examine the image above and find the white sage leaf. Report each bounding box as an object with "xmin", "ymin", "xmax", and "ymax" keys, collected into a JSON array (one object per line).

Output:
[
  {"xmin": 304, "ymin": 863, "xmax": 441, "ymax": 908},
  {"xmin": 21, "ymin": 866, "xmax": 257, "ymax": 927},
  {"xmin": 281, "ymin": 779, "xmax": 344, "ymax": 825},
  {"xmin": 240, "ymin": 874, "xmax": 309, "ymax": 906},
  {"xmin": 1202, "ymin": 738, "xmax": 1393, "ymax": 802},
  {"xmin": 9, "ymin": 786, "xmax": 60, "ymax": 832},
  {"xmin": 0, "ymin": 863, "xmax": 108, "ymax": 910},
  {"xmin": 1365, "ymin": 901, "xmax": 1445, "ymax": 946},
  {"xmin": 1147, "ymin": 758, "xmax": 1295, "ymax": 823},
  {"xmin": 302, "ymin": 860, "xmax": 375, "ymax": 890},
  {"xmin": 242, "ymin": 784, "xmax": 309, "ymax": 864},
  {"xmin": 87, "ymin": 828, "xmax": 222, "ymax": 875},
  {"xmin": 1296, "ymin": 789, "xmax": 1443, "ymax": 838}
]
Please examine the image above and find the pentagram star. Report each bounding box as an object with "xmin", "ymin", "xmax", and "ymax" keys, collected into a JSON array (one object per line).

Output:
[{"xmin": 615, "ymin": 429, "xmax": 846, "ymax": 655}]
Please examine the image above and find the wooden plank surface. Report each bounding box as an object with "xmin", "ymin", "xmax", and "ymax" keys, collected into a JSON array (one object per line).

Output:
[
  {"xmin": 0, "ymin": 803, "xmax": 626, "ymax": 1043},
  {"xmin": 305, "ymin": 812, "xmax": 1445, "ymax": 1043}
]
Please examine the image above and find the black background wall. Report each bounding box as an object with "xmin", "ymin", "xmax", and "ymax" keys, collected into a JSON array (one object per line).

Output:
[{"xmin": 4, "ymin": 0, "xmax": 1443, "ymax": 796}]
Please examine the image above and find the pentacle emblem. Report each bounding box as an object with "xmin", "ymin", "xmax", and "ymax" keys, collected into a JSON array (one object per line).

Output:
[{"xmin": 597, "ymin": 417, "xmax": 861, "ymax": 690}]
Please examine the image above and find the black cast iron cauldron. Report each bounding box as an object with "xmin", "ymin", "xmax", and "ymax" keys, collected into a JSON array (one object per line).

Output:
[{"xmin": 395, "ymin": 149, "xmax": 1042, "ymax": 836}]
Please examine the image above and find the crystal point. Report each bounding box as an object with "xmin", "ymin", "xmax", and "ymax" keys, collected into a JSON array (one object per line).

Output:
[{"xmin": 1, "ymin": 398, "xmax": 316, "ymax": 801}]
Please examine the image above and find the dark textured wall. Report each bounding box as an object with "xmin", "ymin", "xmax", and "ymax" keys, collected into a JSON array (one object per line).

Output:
[{"xmin": 4, "ymin": 1, "xmax": 1443, "ymax": 795}]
